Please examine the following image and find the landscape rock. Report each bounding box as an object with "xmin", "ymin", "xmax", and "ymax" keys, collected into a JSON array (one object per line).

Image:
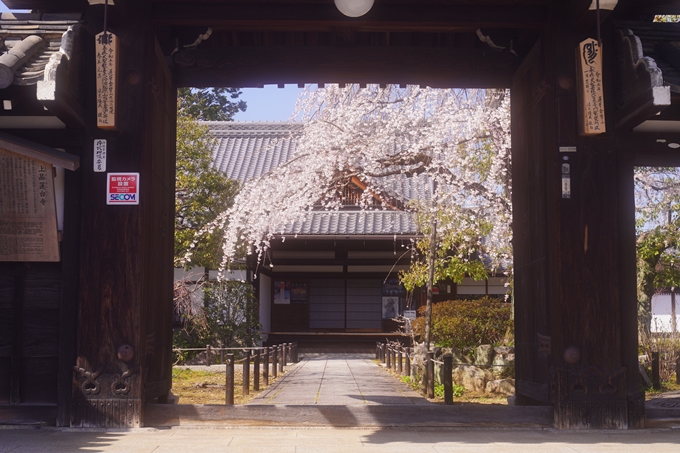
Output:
[
  {"xmin": 492, "ymin": 352, "xmax": 515, "ymax": 378},
  {"xmin": 452, "ymin": 365, "xmax": 490, "ymax": 393},
  {"xmin": 494, "ymin": 346, "xmax": 515, "ymax": 355},
  {"xmin": 485, "ymin": 378, "xmax": 515, "ymax": 396},
  {"xmin": 475, "ymin": 345, "xmax": 495, "ymax": 367}
]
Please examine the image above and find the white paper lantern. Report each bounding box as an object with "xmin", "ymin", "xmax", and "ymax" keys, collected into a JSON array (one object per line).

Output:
[{"xmin": 334, "ymin": 0, "xmax": 375, "ymax": 18}]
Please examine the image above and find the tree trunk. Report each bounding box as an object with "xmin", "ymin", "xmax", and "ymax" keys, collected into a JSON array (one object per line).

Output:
[{"xmin": 424, "ymin": 218, "xmax": 436, "ymax": 351}]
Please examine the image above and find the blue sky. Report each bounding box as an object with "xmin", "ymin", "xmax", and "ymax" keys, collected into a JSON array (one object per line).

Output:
[
  {"xmin": 0, "ymin": 2, "xmax": 301, "ymax": 121},
  {"xmin": 234, "ymin": 85, "xmax": 304, "ymax": 122}
]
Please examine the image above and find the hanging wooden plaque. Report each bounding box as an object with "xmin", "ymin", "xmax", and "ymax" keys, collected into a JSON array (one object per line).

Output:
[
  {"xmin": 577, "ymin": 39, "xmax": 606, "ymax": 136},
  {"xmin": 0, "ymin": 148, "xmax": 60, "ymax": 262},
  {"xmin": 95, "ymin": 31, "xmax": 119, "ymax": 129}
]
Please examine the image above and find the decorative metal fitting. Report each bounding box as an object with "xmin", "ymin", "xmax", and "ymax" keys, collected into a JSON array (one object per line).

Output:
[
  {"xmin": 117, "ymin": 344, "xmax": 134, "ymax": 362},
  {"xmin": 563, "ymin": 346, "xmax": 580, "ymax": 364}
]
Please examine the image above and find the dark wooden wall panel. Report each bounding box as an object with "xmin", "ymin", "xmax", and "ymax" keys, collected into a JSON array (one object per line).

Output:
[
  {"xmin": 0, "ymin": 262, "xmax": 62, "ymax": 408},
  {"xmin": 0, "ymin": 358, "xmax": 10, "ymax": 404},
  {"xmin": 22, "ymin": 264, "xmax": 62, "ymax": 358},
  {"xmin": 0, "ymin": 264, "xmax": 16, "ymax": 358},
  {"xmin": 511, "ymin": 37, "xmax": 553, "ymax": 404},
  {"xmin": 20, "ymin": 357, "xmax": 58, "ymax": 404},
  {"xmin": 140, "ymin": 35, "xmax": 177, "ymax": 402}
]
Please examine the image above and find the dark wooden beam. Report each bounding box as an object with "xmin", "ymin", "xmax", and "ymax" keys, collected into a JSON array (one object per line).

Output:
[
  {"xmin": 616, "ymin": 0, "xmax": 680, "ymax": 17},
  {"xmin": 615, "ymin": 86, "xmax": 671, "ymax": 131},
  {"xmin": 153, "ymin": 3, "xmax": 548, "ymax": 31},
  {"xmin": 0, "ymin": 131, "xmax": 80, "ymax": 170},
  {"xmin": 616, "ymin": 132, "xmax": 680, "ymax": 166},
  {"xmin": 56, "ymin": 157, "xmax": 82, "ymax": 427},
  {"xmin": 1, "ymin": 0, "xmax": 87, "ymax": 10},
  {"xmin": 0, "ymin": 129, "xmax": 84, "ymax": 149},
  {"xmin": 173, "ymin": 45, "xmax": 517, "ymax": 88},
  {"xmin": 39, "ymin": 88, "xmax": 86, "ymax": 129},
  {"xmin": 10, "ymin": 264, "xmax": 24, "ymax": 405}
]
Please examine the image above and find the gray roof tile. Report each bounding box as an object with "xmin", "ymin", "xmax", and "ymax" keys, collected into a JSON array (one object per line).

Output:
[
  {"xmin": 617, "ymin": 20, "xmax": 680, "ymax": 93},
  {"xmin": 286, "ymin": 210, "xmax": 418, "ymax": 236},
  {"xmin": 0, "ymin": 13, "xmax": 83, "ymax": 87},
  {"xmin": 205, "ymin": 121, "xmax": 422, "ymax": 236}
]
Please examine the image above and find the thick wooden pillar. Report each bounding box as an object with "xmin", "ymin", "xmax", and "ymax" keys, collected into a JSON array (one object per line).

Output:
[
  {"xmin": 513, "ymin": 0, "xmax": 643, "ymax": 429},
  {"xmin": 71, "ymin": 1, "xmax": 175, "ymax": 428}
]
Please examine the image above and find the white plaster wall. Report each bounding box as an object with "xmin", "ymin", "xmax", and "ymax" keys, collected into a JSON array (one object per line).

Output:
[{"xmin": 651, "ymin": 293, "xmax": 680, "ymax": 333}]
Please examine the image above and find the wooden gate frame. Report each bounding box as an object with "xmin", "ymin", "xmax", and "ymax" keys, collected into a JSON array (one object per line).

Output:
[{"xmin": 38, "ymin": 0, "xmax": 679, "ymax": 429}]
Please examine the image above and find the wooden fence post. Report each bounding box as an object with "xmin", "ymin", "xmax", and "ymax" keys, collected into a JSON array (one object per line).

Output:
[
  {"xmin": 404, "ymin": 347, "xmax": 411, "ymax": 377},
  {"xmin": 397, "ymin": 347, "xmax": 403, "ymax": 374},
  {"xmin": 279, "ymin": 345, "xmax": 285, "ymax": 373},
  {"xmin": 444, "ymin": 353, "xmax": 453, "ymax": 405},
  {"xmin": 206, "ymin": 345, "xmax": 211, "ymax": 366},
  {"xmin": 243, "ymin": 350, "xmax": 251, "ymax": 396},
  {"xmin": 225, "ymin": 354, "xmax": 234, "ymax": 405},
  {"xmin": 386, "ymin": 346, "xmax": 391, "ymax": 369},
  {"xmin": 427, "ymin": 351, "xmax": 435, "ymax": 399},
  {"xmin": 677, "ymin": 357, "xmax": 680, "ymax": 385},
  {"xmin": 376, "ymin": 342, "xmax": 380, "ymax": 359},
  {"xmin": 652, "ymin": 351, "xmax": 661, "ymax": 390},
  {"xmin": 392, "ymin": 347, "xmax": 397, "ymax": 371},
  {"xmin": 293, "ymin": 342, "xmax": 299, "ymax": 363},
  {"xmin": 272, "ymin": 346, "xmax": 278, "ymax": 378},
  {"xmin": 263, "ymin": 347, "xmax": 269, "ymax": 386},
  {"xmin": 254, "ymin": 350, "xmax": 260, "ymax": 392}
]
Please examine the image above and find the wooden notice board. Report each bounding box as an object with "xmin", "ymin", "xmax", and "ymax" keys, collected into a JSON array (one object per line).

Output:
[
  {"xmin": 95, "ymin": 31, "xmax": 119, "ymax": 129},
  {"xmin": 0, "ymin": 147, "xmax": 60, "ymax": 261},
  {"xmin": 577, "ymin": 38, "xmax": 606, "ymax": 136}
]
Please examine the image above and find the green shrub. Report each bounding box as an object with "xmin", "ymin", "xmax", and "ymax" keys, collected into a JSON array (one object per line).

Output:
[{"xmin": 411, "ymin": 297, "xmax": 513, "ymax": 352}]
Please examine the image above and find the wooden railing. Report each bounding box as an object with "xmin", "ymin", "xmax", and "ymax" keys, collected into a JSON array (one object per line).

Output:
[{"xmin": 173, "ymin": 342, "xmax": 299, "ymax": 404}]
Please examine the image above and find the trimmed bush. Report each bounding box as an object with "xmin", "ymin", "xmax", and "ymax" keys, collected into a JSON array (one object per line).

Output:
[{"xmin": 411, "ymin": 297, "xmax": 513, "ymax": 352}]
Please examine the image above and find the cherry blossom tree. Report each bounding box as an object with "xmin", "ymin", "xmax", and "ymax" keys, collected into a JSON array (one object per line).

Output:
[
  {"xmin": 186, "ymin": 84, "xmax": 511, "ymax": 360},
  {"xmin": 199, "ymin": 85, "xmax": 512, "ymax": 280}
]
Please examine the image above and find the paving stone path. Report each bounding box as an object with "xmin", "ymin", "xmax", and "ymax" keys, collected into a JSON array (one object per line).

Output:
[{"xmin": 248, "ymin": 353, "xmax": 429, "ymax": 405}]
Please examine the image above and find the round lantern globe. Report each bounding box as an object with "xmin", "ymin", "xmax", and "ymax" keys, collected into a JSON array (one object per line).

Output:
[{"xmin": 334, "ymin": 0, "xmax": 374, "ymax": 17}]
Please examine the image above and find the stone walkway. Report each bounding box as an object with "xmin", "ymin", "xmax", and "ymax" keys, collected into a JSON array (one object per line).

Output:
[
  {"xmin": 249, "ymin": 354, "xmax": 428, "ymax": 406},
  {"xmin": 146, "ymin": 353, "xmax": 553, "ymax": 428}
]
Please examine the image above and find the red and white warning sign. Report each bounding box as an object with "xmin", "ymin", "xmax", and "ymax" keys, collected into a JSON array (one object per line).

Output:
[{"xmin": 107, "ymin": 172, "xmax": 139, "ymax": 205}]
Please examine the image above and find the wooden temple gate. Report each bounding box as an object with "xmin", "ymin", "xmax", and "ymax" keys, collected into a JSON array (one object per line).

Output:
[{"xmin": 0, "ymin": 0, "xmax": 679, "ymax": 429}]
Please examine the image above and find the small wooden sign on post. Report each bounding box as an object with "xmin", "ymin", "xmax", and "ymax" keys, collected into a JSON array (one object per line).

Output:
[
  {"xmin": 577, "ymin": 38, "xmax": 606, "ymax": 136},
  {"xmin": 0, "ymin": 148, "xmax": 60, "ymax": 262},
  {"xmin": 95, "ymin": 31, "xmax": 119, "ymax": 129}
]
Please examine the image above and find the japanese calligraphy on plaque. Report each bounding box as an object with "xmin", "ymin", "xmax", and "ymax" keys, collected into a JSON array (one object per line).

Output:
[
  {"xmin": 578, "ymin": 39, "xmax": 606, "ymax": 136},
  {"xmin": 0, "ymin": 148, "xmax": 59, "ymax": 262},
  {"xmin": 95, "ymin": 31, "xmax": 119, "ymax": 129}
]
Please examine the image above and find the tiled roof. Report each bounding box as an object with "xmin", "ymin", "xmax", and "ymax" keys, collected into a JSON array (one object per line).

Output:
[
  {"xmin": 284, "ymin": 210, "xmax": 418, "ymax": 236},
  {"xmin": 206, "ymin": 121, "xmax": 431, "ymax": 201},
  {"xmin": 205, "ymin": 121, "xmax": 423, "ymax": 236},
  {"xmin": 206, "ymin": 121, "xmax": 302, "ymax": 180},
  {"xmin": 0, "ymin": 13, "xmax": 83, "ymax": 87},
  {"xmin": 617, "ymin": 20, "xmax": 680, "ymax": 94}
]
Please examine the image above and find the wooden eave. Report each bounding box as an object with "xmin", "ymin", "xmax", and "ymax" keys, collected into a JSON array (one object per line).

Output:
[
  {"xmin": 152, "ymin": 2, "xmax": 548, "ymax": 31},
  {"xmin": 172, "ymin": 42, "xmax": 517, "ymax": 88},
  {"xmin": 0, "ymin": 130, "xmax": 79, "ymax": 170},
  {"xmin": 0, "ymin": 14, "xmax": 85, "ymax": 127},
  {"xmin": 348, "ymin": 176, "xmax": 400, "ymax": 210}
]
